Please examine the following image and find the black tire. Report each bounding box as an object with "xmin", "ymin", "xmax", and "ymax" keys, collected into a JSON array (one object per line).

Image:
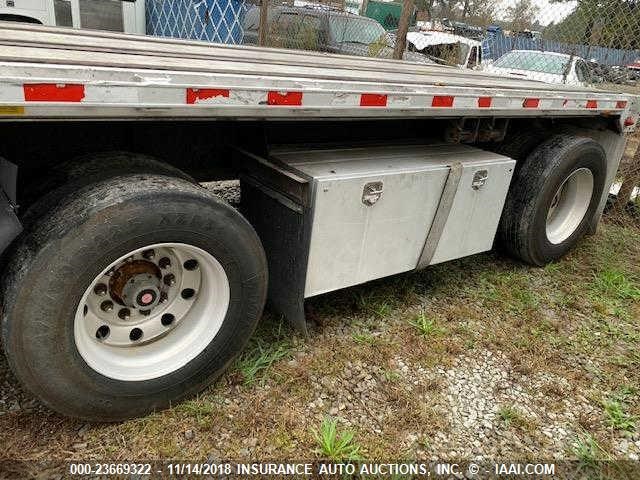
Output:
[
  {"xmin": 494, "ymin": 128, "xmax": 550, "ymax": 164},
  {"xmin": 1, "ymin": 175, "xmax": 267, "ymax": 421},
  {"xmin": 21, "ymin": 152, "xmax": 193, "ymax": 227},
  {"xmin": 499, "ymin": 134, "xmax": 606, "ymax": 266}
]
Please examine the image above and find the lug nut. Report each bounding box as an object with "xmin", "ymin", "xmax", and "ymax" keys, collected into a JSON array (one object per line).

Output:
[
  {"xmin": 100, "ymin": 300, "xmax": 114, "ymax": 312},
  {"xmin": 142, "ymin": 249, "xmax": 156, "ymax": 260},
  {"xmin": 184, "ymin": 259, "xmax": 199, "ymax": 271},
  {"xmin": 159, "ymin": 257, "xmax": 171, "ymax": 269},
  {"xmin": 129, "ymin": 328, "xmax": 143, "ymax": 342},
  {"xmin": 93, "ymin": 283, "xmax": 108, "ymax": 296},
  {"xmin": 164, "ymin": 274, "xmax": 176, "ymax": 286},
  {"xmin": 159, "ymin": 291, "xmax": 168, "ymax": 303},
  {"xmin": 118, "ymin": 308, "xmax": 131, "ymax": 320},
  {"xmin": 161, "ymin": 313, "xmax": 175, "ymax": 326},
  {"xmin": 96, "ymin": 325, "xmax": 110, "ymax": 340}
]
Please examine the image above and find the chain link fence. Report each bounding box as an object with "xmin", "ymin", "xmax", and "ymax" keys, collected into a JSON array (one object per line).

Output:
[
  {"xmin": 154, "ymin": 0, "xmax": 640, "ymax": 226},
  {"xmin": 4, "ymin": 0, "xmax": 638, "ymax": 226},
  {"xmin": 143, "ymin": 0, "xmax": 640, "ymax": 228}
]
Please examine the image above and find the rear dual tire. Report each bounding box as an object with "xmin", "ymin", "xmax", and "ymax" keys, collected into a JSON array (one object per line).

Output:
[
  {"xmin": 499, "ymin": 134, "xmax": 607, "ymax": 266},
  {"xmin": 1, "ymin": 175, "xmax": 267, "ymax": 421}
]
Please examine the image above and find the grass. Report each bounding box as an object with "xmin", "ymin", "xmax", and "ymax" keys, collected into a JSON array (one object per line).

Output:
[
  {"xmin": 603, "ymin": 400, "xmax": 636, "ymax": 432},
  {"xmin": 173, "ymin": 397, "xmax": 217, "ymax": 426},
  {"xmin": 603, "ymin": 387, "xmax": 637, "ymax": 432},
  {"xmin": 312, "ymin": 417, "xmax": 362, "ymax": 461},
  {"xmin": 571, "ymin": 431, "xmax": 607, "ymax": 468},
  {"xmin": 236, "ymin": 339, "xmax": 293, "ymax": 385},
  {"xmin": 592, "ymin": 268, "xmax": 640, "ymax": 302},
  {"xmin": 408, "ymin": 312, "xmax": 444, "ymax": 337},
  {"xmin": 234, "ymin": 319, "xmax": 295, "ymax": 385},
  {"xmin": 497, "ymin": 405, "xmax": 527, "ymax": 428},
  {"xmin": 351, "ymin": 332, "xmax": 378, "ymax": 345},
  {"xmin": 2, "ymin": 223, "xmax": 640, "ymax": 463}
]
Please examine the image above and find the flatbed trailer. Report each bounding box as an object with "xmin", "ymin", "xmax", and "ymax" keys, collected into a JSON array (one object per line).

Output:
[{"xmin": 0, "ymin": 22, "xmax": 638, "ymax": 421}]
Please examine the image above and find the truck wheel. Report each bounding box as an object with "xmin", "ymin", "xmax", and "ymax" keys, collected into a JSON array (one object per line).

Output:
[
  {"xmin": 499, "ymin": 134, "xmax": 606, "ymax": 266},
  {"xmin": 22, "ymin": 152, "xmax": 193, "ymax": 227},
  {"xmin": 1, "ymin": 175, "xmax": 267, "ymax": 421},
  {"xmin": 494, "ymin": 128, "xmax": 549, "ymax": 162}
]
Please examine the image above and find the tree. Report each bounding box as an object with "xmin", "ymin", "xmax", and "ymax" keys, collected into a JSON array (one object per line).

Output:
[
  {"xmin": 464, "ymin": 0, "xmax": 496, "ymax": 25},
  {"xmin": 545, "ymin": 0, "xmax": 640, "ymax": 50},
  {"xmin": 506, "ymin": 0, "xmax": 540, "ymax": 31}
]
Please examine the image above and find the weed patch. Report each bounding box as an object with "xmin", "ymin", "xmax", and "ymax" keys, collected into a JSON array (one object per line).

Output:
[{"xmin": 313, "ymin": 417, "xmax": 362, "ymax": 461}]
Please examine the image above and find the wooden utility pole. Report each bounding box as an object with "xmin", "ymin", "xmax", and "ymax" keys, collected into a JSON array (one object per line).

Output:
[
  {"xmin": 393, "ymin": 0, "xmax": 413, "ymax": 60},
  {"xmin": 258, "ymin": 0, "xmax": 269, "ymax": 47}
]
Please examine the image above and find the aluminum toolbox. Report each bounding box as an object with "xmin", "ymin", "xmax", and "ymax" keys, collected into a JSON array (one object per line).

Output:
[{"xmin": 237, "ymin": 143, "xmax": 515, "ymax": 331}]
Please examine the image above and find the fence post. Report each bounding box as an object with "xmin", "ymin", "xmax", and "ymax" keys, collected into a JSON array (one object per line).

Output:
[
  {"xmin": 360, "ymin": 0, "xmax": 369, "ymax": 16},
  {"xmin": 258, "ymin": 0, "xmax": 269, "ymax": 47},
  {"xmin": 393, "ymin": 0, "xmax": 413, "ymax": 60}
]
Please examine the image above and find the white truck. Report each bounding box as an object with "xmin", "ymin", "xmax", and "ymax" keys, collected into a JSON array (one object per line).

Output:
[
  {"xmin": 0, "ymin": 0, "xmax": 145, "ymax": 33},
  {"xmin": 0, "ymin": 22, "xmax": 638, "ymax": 421}
]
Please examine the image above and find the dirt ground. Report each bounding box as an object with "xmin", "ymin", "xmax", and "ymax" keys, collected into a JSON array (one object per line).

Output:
[{"xmin": 1, "ymin": 221, "xmax": 639, "ymax": 467}]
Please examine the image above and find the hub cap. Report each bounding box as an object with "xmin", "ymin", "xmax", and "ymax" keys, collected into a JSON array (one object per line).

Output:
[
  {"xmin": 74, "ymin": 243, "xmax": 230, "ymax": 381},
  {"xmin": 546, "ymin": 168, "xmax": 594, "ymax": 245}
]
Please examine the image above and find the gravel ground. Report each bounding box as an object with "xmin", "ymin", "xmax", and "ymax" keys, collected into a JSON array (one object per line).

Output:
[{"xmin": 0, "ymin": 181, "xmax": 639, "ymax": 468}]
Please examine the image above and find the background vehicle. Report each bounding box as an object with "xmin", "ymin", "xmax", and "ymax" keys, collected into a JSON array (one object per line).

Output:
[
  {"xmin": 0, "ymin": 22, "xmax": 637, "ymax": 421},
  {"xmin": 362, "ymin": 0, "xmax": 415, "ymax": 31},
  {"xmin": 484, "ymin": 50, "xmax": 593, "ymax": 86},
  {"xmin": 441, "ymin": 18, "xmax": 484, "ymax": 40},
  {"xmin": 406, "ymin": 30, "xmax": 481, "ymax": 68},
  {"xmin": 0, "ymin": 0, "xmax": 145, "ymax": 33},
  {"xmin": 242, "ymin": 5, "xmax": 431, "ymax": 62}
]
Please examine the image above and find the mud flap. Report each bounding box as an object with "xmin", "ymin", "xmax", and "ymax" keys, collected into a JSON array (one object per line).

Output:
[
  {"xmin": 236, "ymin": 148, "xmax": 312, "ymax": 335},
  {"xmin": 0, "ymin": 158, "xmax": 21, "ymax": 255}
]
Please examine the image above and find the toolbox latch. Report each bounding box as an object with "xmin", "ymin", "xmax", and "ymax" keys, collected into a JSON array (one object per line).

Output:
[
  {"xmin": 362, "ymin": 181, "xmax": 383, "ymax": 206},
  {"xmin": 472, "ymin": 170, "xmax": 488, "ymax": 190}
]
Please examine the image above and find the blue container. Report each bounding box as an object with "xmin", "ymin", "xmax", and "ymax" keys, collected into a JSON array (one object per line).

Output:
[{"xmin": 146, "ymin": 0, "xmax": 247, "ymax": 44}]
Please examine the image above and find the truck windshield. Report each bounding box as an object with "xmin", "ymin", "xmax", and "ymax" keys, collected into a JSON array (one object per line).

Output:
[
  {"xmin": 329, "ymin": 16, "xmax": 386, "ymax": 45},
  {"xmin": 493, "ymin": 51, "xmax": 569, "ymax": 75}
]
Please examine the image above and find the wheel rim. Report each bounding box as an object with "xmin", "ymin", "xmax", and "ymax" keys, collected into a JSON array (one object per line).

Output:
[
  {"xmin": 74, "ymin": 243, "xmax": 230, "ymax": 381},
  {"xmin": 545, "ymin": 168, "xmax": 594, "ymax": 245}
]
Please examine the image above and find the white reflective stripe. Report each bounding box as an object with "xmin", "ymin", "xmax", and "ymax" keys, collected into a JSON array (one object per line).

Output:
[
  {"xmin": 0, "ymin": 83, "xmax": 23, "ymax": 102},
  {"xmin": 83, "ymin": 85, "xmax": 139, "ymax": 103}
]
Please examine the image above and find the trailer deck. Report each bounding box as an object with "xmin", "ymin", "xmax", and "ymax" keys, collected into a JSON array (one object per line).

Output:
[{"xmin": 0, "ymin": 22, "xmax": 636, "ymax": 124}]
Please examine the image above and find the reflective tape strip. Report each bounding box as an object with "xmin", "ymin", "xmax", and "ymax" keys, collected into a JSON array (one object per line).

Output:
[
  {"xmin": 186, "ymin": 88, "xmax": 229, "ymax": 104},
  {"xmin": 360, "ymin": 94, "xmax": 387, "ymax": 107},
  {"xmin": 478, "ymin": 97, "xmax": 492, "ymax": 108},
  {"xmin": 268, "ymin": 91, "xmax": 303, "ymax": 106},
  {"xmin": 432, "ymin": 95, "xmax": 454, "ymax": 107},
  {"xmin": 24, "ymin": 83, "xmax": 84, "ymax": 102},
  {"xmin": 8, "ymin": 83, "xmax": 631, "ymax": 115}
]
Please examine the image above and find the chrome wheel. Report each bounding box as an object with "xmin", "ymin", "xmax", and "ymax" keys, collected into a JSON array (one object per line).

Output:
[
  {"xmin": 546, "ymin": 168, "xmax": 594, "ymax": 245},
  {"xmin": 74, "ymin": 243, "xmax": 230, "ymax": 381}
]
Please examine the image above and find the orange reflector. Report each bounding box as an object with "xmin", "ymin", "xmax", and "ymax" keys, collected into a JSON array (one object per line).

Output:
[{"xmin": 523, "ymin": 98, "xmax": 539, "ymax": 108}]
